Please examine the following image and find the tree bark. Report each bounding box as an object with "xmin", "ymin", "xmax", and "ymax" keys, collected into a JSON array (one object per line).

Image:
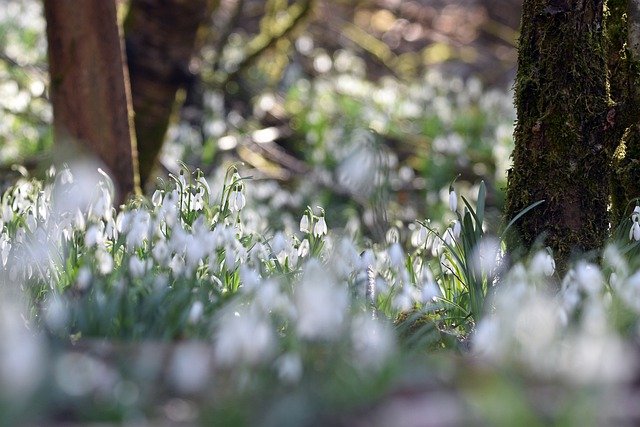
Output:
[
  {"xmin": 44, "ymin": 0, "xmax": 140, "ymax": 202},
  {"xmin": 505, "ymin": 0, "xmax": 609, "ymax": 270},
  {"xmin": 608, "ymin": 0, "xmax": 640, "ymax": 223},
  {"xmin": 124, "ymin": 0, "xmax": 215, "ymax": 186}
]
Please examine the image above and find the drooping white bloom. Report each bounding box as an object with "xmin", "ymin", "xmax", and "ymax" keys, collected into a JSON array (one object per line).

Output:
[
  {"xmin": 295, "ymin": 259, "xmax": 348, "ymax": 340},
  {"xmin": 630, "ymin": 221, "xmax": 640, "ymax": 241},
  {"xmin": 275, "ymin": 352, "xmax": 303, "ymax": 384},
  {"xmin": 95, "ymin": 249, "xmax": 113, "ymax": 275},
  {"xmin": 188, "ymin": 301, "xmax": 204, "ymax": 324},
  {"xmin": 452, "ymin": 220, "xmax": 461, "ymax": 238},
  {"xmin": 448, "ymin": 189, "xmax": 458, "ymax": 212},
  {"xmin": 351, "ymin": 314, "xmax": 396, "ymax": 369},
  {"xmin": 214, "ymin": 306, "xmax": 275, "ymax": 366},
  {"xmin": 151, "ymin": 190, "xmax": 163, "ymax": 207},
  {"xmin": 76, "ymin": 267, "xmax": 92, "ymax": 291},
  {"xmin": 411, "ymin": 225, "xmax": 428, "ymax": 247},
  {"xmin": 297, "ymin": 238, "xmax": 310, "ymax": 258},
  {"xmin": 299, "ymin": 214, "xmax": 310, "ymax": 233},
  {"xmin": 313, "ymin": 216, "xmax": 327, "ymax": 237},
  {"xmin": 388, "ymin": 242, "xmax": 405, "ymax": 269},
  {"xmin": 128, "ymin": 255, "xmax": 148, "ymax": 279},
  {"xmin": 530, "ymin": 249, "xmax": 555, "ymax": 277},
  {"xmin": 229, "ymin": 190, "xmax": 246, "ymax": 212}
]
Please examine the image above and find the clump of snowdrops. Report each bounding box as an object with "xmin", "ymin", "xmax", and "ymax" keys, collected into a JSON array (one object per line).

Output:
[{"xmin": 1, "ymin": 164, "xmax": 640, "ymax": 424}]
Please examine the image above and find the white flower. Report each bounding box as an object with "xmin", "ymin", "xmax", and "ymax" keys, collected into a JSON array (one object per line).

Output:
[
  {"xmin": 295, "ymin": 259, "xmax": 348, "ymax": 340},
  {"xmin": 84, "ymin": 225, "xmax": 104, "ymax": 247},
  {"xmin": 214, "ymin": 306, "xmax": 274, "ymax": 366},
  {"xmin": 530, "ymin": 250, "xmax": 555, "ymax": 277},
  {"xmin": 276, "ymin": 352, "xmax": 303, "ymax": 384},
  {"xmin": 152, "ymin": 239, "xmax": 170, "ymax": 263},
  {"xmin": 299, "ymin": 214, "xmax": 310, "ymax": 233},
  {"xmin": 230, "ymin": 191, "xmax": 246, "ymax": 212},
  {"xmin": 633, "ymin": 206, "xmax": 640, "ymax": 222},
  {"xmin": 188, "ymin": 301, "xmax": 204, "ymax": 324},
  {"xmin": 76, "ymin": 267, "xmax": 92, "ymax": 291},
  {"xmin": 388, "ymin": 243, "xmax": 404, "ymax": 269},
  {"xmin": 129, "ymin": 255, "xmax": 147, "ymax": 278},
  {"xmin": 411, "ymin": 225, "xmax": 428, "ymax": 247},
  {"xmin": 95, "ymin": 249, "xmax": 113, "ymax": 275},
  {"xmin": 313, "ymin": 216, "xmax": 327, "ymax": 237},
  {"xmin": 351, "ymin": 314, "xmax": 396, "ymax": 369},
  {"xmin": 631, "ymin": 221, "xmax": 640, "ymax": 241},
  {"xmin": 452, "ymin": 220, "xmax": 461, "ymax": 238},
  {"xmin": 297, "ymin": 239, "xmax": 310, "ymax": 258},
  {"xmin": 448, "ymin": 189, "xmax": 458, "ymax": 212},
  {"xmin": 151, "ymin": 190, "xmax": 163, "ymax": 207}
]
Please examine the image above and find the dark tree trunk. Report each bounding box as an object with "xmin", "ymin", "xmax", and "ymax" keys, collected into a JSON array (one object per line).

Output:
[
  {"xmin": 124, "ymin": 0, "xmax": 215, "ymax": 186},
  {"xmin": 44, "ymin": 0, "xmax": 140, "ymax": 202},
  {"xmin": 505, "ymin": 0, "xmax": 610, "ymax": 270},
  {"xmin": 608, "ymin": 0, "xmax": 640, "ymax": 223}
]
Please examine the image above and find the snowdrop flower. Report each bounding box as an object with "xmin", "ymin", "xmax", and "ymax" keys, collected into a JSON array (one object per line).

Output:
[
  {"xmin": 313, "ymin": 216, "xmax": 327, "ymax": 237},
  {"xmin": 448, "ymin": 188, "xmax": 458, "ymax": 212},
  {"xmin": 388, "ymin": 242, "xmax": 405, "ymax": 269},
  {"xmin": 574, "ymin": 262, "xmax": 604, "ymax": 296},
  {"xmin": 84, "ymin": 225, "xmax": 104, "ymax": 248},
  {"xmin": 76, "ymin": 267, "xmax": 92, "ymax": 291},
  {"xmin": 452, "ymin": 220, "xmax": 461, "ymax": 238},
  {"xmin": 214, "ymin": 306, "xmax": 275, "ymax": 366},
  {"xmin": 129, "ymin": 255, "xmax": 148, "ymax": 279},
  {"xmin": 392, "ymin": 285, "xmax": 414, "ymax": 311},
  {"xmin": 151, "ymin": 190, "xmax": 163, "ymax": 207},
  {"xmin": 633, "ymin": 205, "xmax": 640, "ymax": 222},
  {"xmin": 95, "ymin": 249, "xmax": 113, "ymax": 275},
  {"xmin": 169, "ymin": 254, "xmax": 185, "ymax": 276},
  {"xmin": 295, "ymin": 259, "xmax": 348, "ymax": 340},
  {"xmin": 630, "ymin": 221, "xmax": 640, "ymax": 241},
  {"xmin": 229, "ymin": 190, "xmax": 246, "ymax": 212},
  {"xmin": 351, "ymin": 314, "xmax": 396, "ymax": 369},
  {"xmin": 297, "ymin": 238, "xmax": 310, "ymax": 258},
  {"xmin": 275, "ymin": 352, "xmax": 303, "ymax": 384},
  {"xmin": 411, "ymin": 224, "xmax": 428, "ymax": 247},
  {"xmin": 0, "ymin": 235, "xmax": 11, "ymax": 267},
  {"xmin": 188, "ymin": 301, "xmax": 204, "ymax": 324},
  {"xmin": 530, "ymin": 249, "xmax": 555, "ymax": 277},
  {"xmin": 299, "ymin": 213, "xmax": 310, "ymax": 233},
  {"xmin": 152, "ymin": 239, "xmax": 170, "ymax": 263}
]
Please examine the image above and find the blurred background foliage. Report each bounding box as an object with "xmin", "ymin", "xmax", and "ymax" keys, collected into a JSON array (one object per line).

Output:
[{"xmin": 0, "ymin": 0, "xmax": 521, "ymax": 240}]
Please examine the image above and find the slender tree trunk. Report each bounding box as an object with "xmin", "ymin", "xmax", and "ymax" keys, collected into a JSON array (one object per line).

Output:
[
  {"xmin": 44, "ymin": 0, "xmax": 140, "ymax": 202},
  {"xmin": 124, "ymin": 0, "xmax": 215, "ymax": 186},
  {"xmin": 505, "ymin": 0, "xmax": 610, "ymax": 270}
]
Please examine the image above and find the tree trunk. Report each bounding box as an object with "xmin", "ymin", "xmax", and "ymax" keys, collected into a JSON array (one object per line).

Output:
[
  {"xmin": 608, "ymin": 0, "xmax": 640, "ymax": 223},
  {"xmin": 124, "ymin": 0, "xmax": 215, "ymax": 186},
  {"xmin": 504, "ymin": 0, "xmax": 609, "ymax": 270},
  {"xmin": 44, "ymin": 0, "xmax": 140, "ymax": 202}
]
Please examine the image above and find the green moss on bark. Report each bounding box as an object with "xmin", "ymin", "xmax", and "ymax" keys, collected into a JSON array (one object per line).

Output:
[{"xmin": 505, "ymin": 0, "xmax": 609, "ymax": 270}]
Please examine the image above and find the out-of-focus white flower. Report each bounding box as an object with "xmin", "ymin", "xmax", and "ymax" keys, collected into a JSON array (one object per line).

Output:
[
  {"xmin": 530, "ymin": 249, "xmax": 555, "ymax": 277},
  {"xmin": 471, "ymin": 236, "xmax": 501, "ymax": 278},
  {"xmin": 448, "ymin": 189, "xmax": 457, "ymax": 212},
  {"xmin": 299, "ymin": 214, "xmax": 310, "ymax": 233},
  {"xmin": 295, "ymin": 259, "xmax": 348, "ymax": 340},
  {"xmin": 574, "ymin": 262, "xmax": 603, "ymax": 296},
  {"xmin": 169, "ymin": 343, "xmax": 210, "ymax": 394},
  {"xmin": 95, "ymin": 249, "xmax": 113, "ymax": 275},
  {"xmin": 388, "ymin": 242, "xmax": 404, "ymax": 269},
  {"xmin": 152, "ymin": 239, "xmax": 170, "ymax": 263},
  {"xmin": 351, "ymin": 314, "xmax": 396, "ymax": 369},
  {"xmin": 392, "ymin": 285, "xmax": 414, "ymax": 311},
  {"xmin": 313, "ymin": 216, "xmax": 327, "ymax": 237},
  {"xmin": 275, "ymin": 352, "xmax": 303, "ymax": 384},
  {"xmin": 214, "ymin": 306, "xmax": 274, "ymax": 366},
  {"xmin": 188, "ymin": 301, "xmax": 204, "ymax": 324},
  {"xmin": 76, "ymin": 267, "xmax": 92, "ymax": 291},
  {"xmin": 129, "ymin": 255, "xmax": 148, "ymax": 278},
  {"xmin": 84, "ymin": 225, "xmax": 104, "ymax": 248}
]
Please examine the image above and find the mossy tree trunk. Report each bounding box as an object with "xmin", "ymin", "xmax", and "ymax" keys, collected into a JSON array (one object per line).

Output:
[
  {"xmin": 44, "ymin": 0, "xmax": 141, "ymax": 202},
  {"xmin": 124, "ymin": 0, "xmax": 216, "ymax": 186},
  {"xmin": 608, "ymin": 0, "xmax": 640, "ymax": 223},
  {"xmin": 505, "ymin": 0, "xmax": 611, "ymax": 269}
]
